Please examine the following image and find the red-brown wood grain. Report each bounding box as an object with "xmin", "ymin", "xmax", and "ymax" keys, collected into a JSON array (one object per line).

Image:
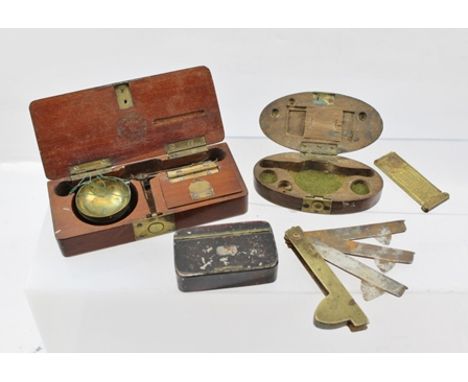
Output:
[
  {"xmin": 32, "ymin": 67, "xmax": 248, "ymax": 256},
  {"xmin": 30, "ymin": 66, "xmax": 224, "ymax": 180}
]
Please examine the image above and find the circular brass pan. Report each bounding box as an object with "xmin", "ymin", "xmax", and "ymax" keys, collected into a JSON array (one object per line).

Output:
[{"xmin": 74, "ymin": 176, "xmax": 135, "ymax": 224}]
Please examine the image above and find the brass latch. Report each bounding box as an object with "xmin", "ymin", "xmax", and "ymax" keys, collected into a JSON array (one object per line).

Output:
[
  {"xmin": 114, "ymin": 83, "xmax": 134, "ymax": 110},
  {"xmin": 165, "ymin": 137, "xmax": 208, "ymax": 159},
  {"xmin": 312, "ymin": 92, "xmax": 335, "ymax": 106},
  {"xmin": 302, "ymin": 196, "xmax": 332, "ymax": 214},
  {"xmin": 69, "ymin": 158, "xmax": 115, "ymax": 180},
  {"xmin": 133, "ymin": 215, "xmax": 175, "ymax": 240}
]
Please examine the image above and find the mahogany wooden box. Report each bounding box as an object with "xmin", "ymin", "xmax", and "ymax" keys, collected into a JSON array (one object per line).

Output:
[{"xmin": 30, "ymin": 66, "xmax": 248, "ymax": 256}]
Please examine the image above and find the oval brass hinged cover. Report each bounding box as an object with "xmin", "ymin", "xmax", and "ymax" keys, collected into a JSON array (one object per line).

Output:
[{"xmin": 259, "ymin": 92, "xmax": 383, "ymax": 155}]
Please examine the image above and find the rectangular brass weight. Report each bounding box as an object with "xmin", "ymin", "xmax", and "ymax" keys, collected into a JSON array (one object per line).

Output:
[{"xmin": 375, "ymin": 151, "xmax": 449, "ymax": 212}]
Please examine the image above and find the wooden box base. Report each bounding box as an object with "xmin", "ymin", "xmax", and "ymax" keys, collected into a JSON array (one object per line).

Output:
[
  {"xmin": 48, "ymin": 142, "xmax": 248, "ymax": 256},
  {"xmin": 253, "ymin": 152, "xmax": 382, "ymax": 214}
]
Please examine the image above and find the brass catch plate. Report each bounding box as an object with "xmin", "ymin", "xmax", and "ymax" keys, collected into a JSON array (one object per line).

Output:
[
  {"xmin": 133, "ymin": 215, "xmax": 175, "ymax": 240},
  {"xmin": 189, "ymin": 179, "xmax": 214, "ymax": 200},
  {"xmin": 115, "ymin": 83, "xmax": 134, "ymax": 110},
  {"xmin": 375, "ymin": 151, "xmax": 449, "ymax": 212},
  {"xmin": 302, "ymin": 196, "xmax": 332, "ymax": 214}
]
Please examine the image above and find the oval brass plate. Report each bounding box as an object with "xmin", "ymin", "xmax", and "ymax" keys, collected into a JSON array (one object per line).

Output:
[
  {"xmin": 74, "ymin": 176, "xmax": 134, "ymax": 224},
  {"xmin": 259, "ymin": 92, "xmax": 383, "ymax": 154}
]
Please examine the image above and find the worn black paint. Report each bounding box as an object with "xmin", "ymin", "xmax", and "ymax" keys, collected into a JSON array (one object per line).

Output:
[{"xmin": 174, "ymin": 221, "xmax": 278, "ymax": 291}]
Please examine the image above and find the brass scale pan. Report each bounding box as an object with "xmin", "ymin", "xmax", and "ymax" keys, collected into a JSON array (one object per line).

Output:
[{"xmin": 73, "ymin": 176, "xmax": 135, "ymax": 225}]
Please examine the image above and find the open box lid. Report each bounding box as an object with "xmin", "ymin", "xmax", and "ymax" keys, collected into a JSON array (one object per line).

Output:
[
  {"xmin": 259, "ymin": 92, "xmax": 383, "ymax": 155},
  {"xmin": 30, "ymin": 66, "xmax": 224, "ymax": 180}
]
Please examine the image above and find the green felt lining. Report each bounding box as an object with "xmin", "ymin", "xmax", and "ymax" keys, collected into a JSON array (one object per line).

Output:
[{"xmin": 291, "ymin": 169, "xmax": 344, "ymax": 195}]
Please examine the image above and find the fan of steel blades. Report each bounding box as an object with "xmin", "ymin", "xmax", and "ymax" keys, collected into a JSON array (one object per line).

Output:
[{"xmin": 285, "ymin": 220, "xmax": 414, "ymax": 331}]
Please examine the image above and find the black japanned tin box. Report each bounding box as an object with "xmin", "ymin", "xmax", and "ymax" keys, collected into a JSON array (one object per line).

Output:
[{"xmin": 174, "ymin": 221, "xmax": 278, "ymax": 291}]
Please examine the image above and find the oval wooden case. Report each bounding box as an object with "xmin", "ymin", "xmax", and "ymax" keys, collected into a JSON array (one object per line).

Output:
[{"xmin": 254, "ymin": 92, "xmax": 383, "ymax": 214}]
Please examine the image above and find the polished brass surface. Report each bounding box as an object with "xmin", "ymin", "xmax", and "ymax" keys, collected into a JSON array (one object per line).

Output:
[
  {"xmin": 165, "ymin": 136, "xmax": 208, "ymax": 159},
  {"xmin": 133, "ymin": 215, "xmax": 175, "ymax": 240},
  {"xmin": 74, "ymin": 176, "xmax": 132, "ymax": 223},
  {"xmin": 375, "ymin": 151, "xmax": 449, "ymax": 212},
  {"xmin": 285, "ymin": 226, "xmax": 369, "ymax": 331}
]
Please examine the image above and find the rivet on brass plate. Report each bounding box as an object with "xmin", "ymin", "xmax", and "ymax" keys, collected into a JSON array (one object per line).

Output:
[
  {"xmin": 115, "ymin": 83, "xmax": 134, "ymax": 110},
  {"xmin": 133, "ymin": 215, "xmax": 175, "ymax": 240},
  {"xmin": 189, "ymin": 179, "xmax": 214, "ymax": 200}
]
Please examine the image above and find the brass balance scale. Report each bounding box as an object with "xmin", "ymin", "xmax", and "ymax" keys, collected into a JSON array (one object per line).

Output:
[
  {"xmin": 71, "ymin": 155, "xmax": 220, "ymax": 225},
  {"xmin": 73, "ymin": 176, "xmax": 135, "ymax": 225}
]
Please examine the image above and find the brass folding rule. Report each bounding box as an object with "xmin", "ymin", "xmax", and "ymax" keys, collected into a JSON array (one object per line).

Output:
[
  {"xmin": 375, "ymin": 151, "xmax": 449, "ymax": 212},
  {"xmin": 285, "ymin": 220, "xmax": 414, "ymax": 330}
]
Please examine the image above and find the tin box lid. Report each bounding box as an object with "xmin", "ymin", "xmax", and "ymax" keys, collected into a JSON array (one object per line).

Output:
[
  {"xmin": 30, "ymin": 66, "xmax": 224, "ymax": 180},
  {"xmin": 174, "ymin": 221, "xmax": 278, "ymax": 278},
  {"xmin": 259, "ymin": 92, "xmax": 383, "ymax": 155}
]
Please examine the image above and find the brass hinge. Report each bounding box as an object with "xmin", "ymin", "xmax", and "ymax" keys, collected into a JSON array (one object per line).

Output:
[
  {"xmin": 69, "ymin": 158, "xmax": 115, "ymax": 180},
  {"xmin": 166, "ymin": 161, "xmax": 219, "ymax": 183},
  {"xmin": 165, "ymin": 137, "xmax": 208, "ymax": 159},
  {"xmin": 300, "ymin": 142, "xmax": 338, "ymax": 156},
  {"xmin": 302, "ymin": 196, "xmax": 332, "ymax": 214}
]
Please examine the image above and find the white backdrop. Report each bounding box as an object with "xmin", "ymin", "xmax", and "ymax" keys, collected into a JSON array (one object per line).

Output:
[
  {"xmin": 1, "ymin": 29, "xmax": 468, "ymax": 352},
  {"xmin": 1, "ymin": 29, "xmax": 468, "ymax": 163}
]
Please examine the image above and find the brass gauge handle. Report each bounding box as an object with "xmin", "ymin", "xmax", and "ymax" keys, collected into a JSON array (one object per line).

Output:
[{"xmin": 285, "ymin": 226, "xmax": 369, "ymax": 331}]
